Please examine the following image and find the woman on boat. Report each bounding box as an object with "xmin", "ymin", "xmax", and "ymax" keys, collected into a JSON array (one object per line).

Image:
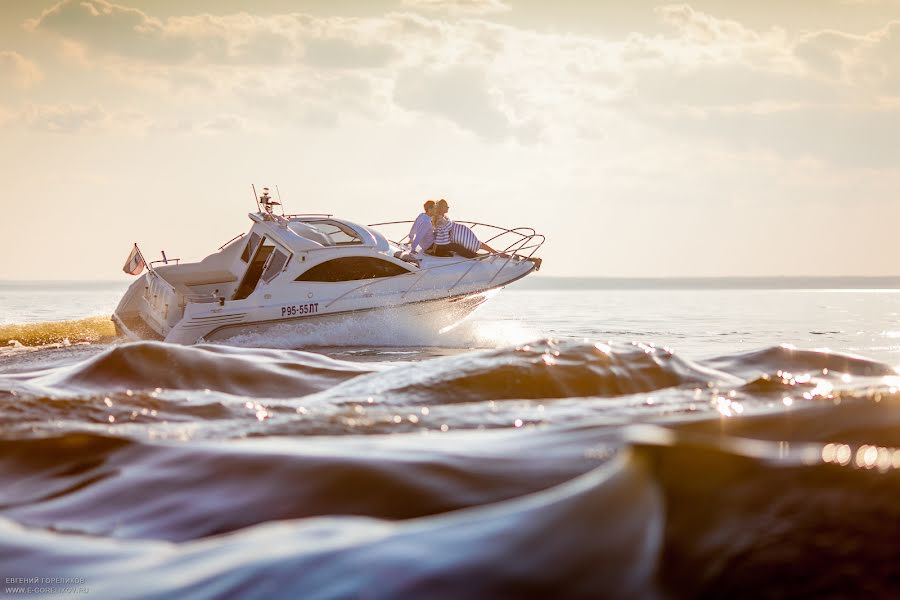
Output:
[{"xmin": 432, "ymin": 199, "xmax": 498, "ymax": 258}]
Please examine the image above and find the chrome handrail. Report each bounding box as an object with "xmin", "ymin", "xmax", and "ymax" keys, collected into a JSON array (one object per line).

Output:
[
  {"xmin": 218, "ymin": 232, "xmax": 245, "ymax": 250},
  {"xmin": 449, "ymin": 231, "xmax": 545, "ymax": 290},
  {"xmin": 368, "ymin": 220, "xmax": 538, "ymax": 248}
]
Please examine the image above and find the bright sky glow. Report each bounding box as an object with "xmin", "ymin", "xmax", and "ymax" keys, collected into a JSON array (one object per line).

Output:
[{"xmin": 0, "ymin": 0, "xmax": 899, "ymax": 279}]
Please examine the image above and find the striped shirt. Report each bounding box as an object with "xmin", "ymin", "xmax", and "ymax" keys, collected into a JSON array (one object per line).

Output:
[
  {"xmin": 451, "ymin": 222, "xmax": 481, "ymax": 253},
  {"xmin": 434, "ymin": 219, "xmax": 452, "ymax": 245}
]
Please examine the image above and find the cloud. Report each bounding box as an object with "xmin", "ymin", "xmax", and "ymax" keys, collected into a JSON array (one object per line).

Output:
[
  {"xmin": 0, "ymin": 51, "xmax": 43, "ymax": 88},
  {"xmin": 656, "ymin": 4, "xmax": 764, "ymax": 45},
  {"xmin": 793, "ymin": 20, "xmax": 900, "ymax": 94},
  {"xmin": 26, "ymin": 0, "xmax": 297, "ymax": 64},
  {"xmin": 302, "ymin": 37, "xmax": 397, "ymax": 70},
  {"xmin": 855, "ymin": 20, "xmax": 900, "ymax": 94},
  {"xmin": 24, "ymin": 104, "xmax": 107, "ymax": 132},
  {"xmin": 25, "ymin": 0, "xmax": 189, "ymax": 62},
  {"xmin": 26, "ymin": 0, "xmax": 398, "ymax": 69},
  {"xmin": 20, "ymin": 104, "xmax": 150, "ymax": 133},
  {"xmin": 400, "ymin": 0, "xmax": 511, "ymax": 16},
  {"xmin": 629, "ymin": 63, "xmax": 848, "ymax": 111},
  {"xmin": 16, "ymin": 0, "xmax": 900, "ymax": 163},
  {"xmin": 230, "ymin": 68, "xmax": 389, "ymax": 129},
  {"xmin": 394, "ymin": 65, "xmax": 513, "ymax": 139},
  {"xmin": 195, "ymin": 114, "xmax": 249, "ymax": 133},
  {"xmin": 793, "ymin": 30, "xmax": 861, "ymax": 80},
  {"xmin": 645, "ymin": 105, "xmax": 900, "ymax": 168}
]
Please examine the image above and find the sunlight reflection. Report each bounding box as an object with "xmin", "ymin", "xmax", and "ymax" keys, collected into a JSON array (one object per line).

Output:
[
  {"xmin": 712, "ymin": 395, "xmax": 744, "ymax": 417},
  {"xmin": 882, "ymin": 375, "xmax": 900, "ymax": 390},
  {"xmin": 823, "ymin": 442, "xmax": 900, "ymax": 471}
]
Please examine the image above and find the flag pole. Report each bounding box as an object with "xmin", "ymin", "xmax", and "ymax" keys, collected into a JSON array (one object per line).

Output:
[{"xmin": 137, "ymin": 243, "xmax": 153, "ymax": 273}]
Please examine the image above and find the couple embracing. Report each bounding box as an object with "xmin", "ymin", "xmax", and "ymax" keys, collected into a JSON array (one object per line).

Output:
[{"xmin": 409, "ymin": 199, "xmax": 498, "ymax": 258}]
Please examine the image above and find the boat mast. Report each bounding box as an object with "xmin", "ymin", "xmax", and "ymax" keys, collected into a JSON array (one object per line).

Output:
[{"xmin": 251, "ymin": 184, "xmax": 261, "ymax": 212}]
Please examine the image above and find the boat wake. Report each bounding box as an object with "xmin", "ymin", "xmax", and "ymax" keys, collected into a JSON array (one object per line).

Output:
[
  {"xmin": 0, "ymin": 316, "xmax": 116, "ymax": 349},
  {"xmin": 218, "ymin": 311, "xmax": 540, "ymax": 350}
]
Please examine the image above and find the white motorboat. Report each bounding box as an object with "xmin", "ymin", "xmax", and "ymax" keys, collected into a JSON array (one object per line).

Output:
[{"xmin": 112, "ymin": 192, "xmax": 544, "ymax": 345}]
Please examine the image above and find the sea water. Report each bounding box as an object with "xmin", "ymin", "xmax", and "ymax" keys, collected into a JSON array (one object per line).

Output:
[{"xmin": 2, "ymin": 280, "xmax": 900, "ymax": 598}]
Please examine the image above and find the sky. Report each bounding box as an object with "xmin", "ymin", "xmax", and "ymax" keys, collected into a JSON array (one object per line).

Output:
[{"xmin": 0, "ymin": 0, "xmax": 899, "ymax": 280}]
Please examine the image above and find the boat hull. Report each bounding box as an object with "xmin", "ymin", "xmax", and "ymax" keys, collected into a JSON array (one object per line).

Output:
[
  {"xmin": 114, "ymin": 289, "xmax": 497, "ymax": 345},
  {"xmin": 202, "ymin": 290, "xmax": 494, "ymax": 343}
]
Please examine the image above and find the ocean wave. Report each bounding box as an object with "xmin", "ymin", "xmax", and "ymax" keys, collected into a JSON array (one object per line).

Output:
[
  {"xmin": 3, "ymin": 340, "xmax": 898, "ymax": 441},
  {"xmin": 307, "ymin": 340, "xmax": 742, "ymax": 406},
  {"xmin": 703, "ymin": 344, "xmax": 897, "ymax": 380},
  {"xmin": 0, "ymin": 428, "xmax": 605, "ymax": 542},
  {"xmin": 7, "ymin": 341, "xmax": 376, "ymax": 398},
  {"xmin": 3, "ymin": 423, "xmax": 900, "ymax": 598}
]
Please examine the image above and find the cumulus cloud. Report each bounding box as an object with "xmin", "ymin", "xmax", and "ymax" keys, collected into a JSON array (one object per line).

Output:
[
  {"xmin": 793, "ymin": 20, "xmax": 900, "ymax": 94},
  {"xmin": 14, "ymin": 0, "xmax": 900, "ymax": 164},
  {"xmin": 656, "ymin": 4, "xmax": 764, "ymax": 45},
  {"xmin": 26, "ymin": 1, "xmax": 299, "ymax": 64},
  {"xmin": 400, "ymin": 0, "xmax": 511, "ymax": 16},
  {"xmin": 26, "ymin": 0, "xmax": 404, "ymax": 70},
  {"xmin": 793, "ymin": 30, "xmax": 861, "ymax": 80},
  {"xmin": 852, "ymin": 20, "xmax": 900, "ymax": 94},
  {"xmin": 0, "ymin": 51, "xmax": 43, "ymax": 88},
  {"xmin": 605, "ymin": 7, "xmax": 900, "ymax": 167}
]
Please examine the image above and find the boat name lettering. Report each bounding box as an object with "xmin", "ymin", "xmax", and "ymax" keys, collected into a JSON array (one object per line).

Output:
[{"xmin": 282, "ymin": 303, "xmax": 319, "ymax": 317}]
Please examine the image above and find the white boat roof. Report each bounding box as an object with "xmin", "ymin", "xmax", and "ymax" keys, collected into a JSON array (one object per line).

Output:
[{"xmin": 247, "ymin": 213, "xmax": 392, "ymax": 254}]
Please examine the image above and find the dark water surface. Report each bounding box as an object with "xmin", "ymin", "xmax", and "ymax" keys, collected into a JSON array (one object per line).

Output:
[{"xmin": 2, "ymin": 284, "xmax": 900, "ymax": 598}]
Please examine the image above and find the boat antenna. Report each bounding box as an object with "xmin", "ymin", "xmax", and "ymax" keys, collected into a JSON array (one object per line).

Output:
[
  {"xmin": 251, "ymin": 184, "xmax": 260, "ymax": 212},
  {"xmin": 276, "ymin": 185, "xmax": 285, "ymax": 216}
]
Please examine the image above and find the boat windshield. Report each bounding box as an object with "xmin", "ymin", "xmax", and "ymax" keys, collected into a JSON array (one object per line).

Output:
[{"xmin": 291, "ymin": 220, "xmax": 362, "ymax": 246}]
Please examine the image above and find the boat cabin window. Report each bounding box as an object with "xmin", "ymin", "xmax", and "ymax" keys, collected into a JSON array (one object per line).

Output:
[
  {"xmin": 295, "ymin": 257, "xmax": 411, "ymax": 282},
  {"xmin": 240, "ymin": 232, "xmax": 262, "ymax": 262},
  {"xmin": 261, "ymin": 248, "xmax": 289, "ymax": 283}
]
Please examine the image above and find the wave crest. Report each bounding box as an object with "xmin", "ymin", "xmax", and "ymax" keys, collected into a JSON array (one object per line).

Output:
[{"xmin": 20, "ymin": 341, "xmax": 375, "ymax": 398}]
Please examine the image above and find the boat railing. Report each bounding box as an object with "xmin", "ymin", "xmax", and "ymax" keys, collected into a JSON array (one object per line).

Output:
[
  {"xmin": 322, "ymin": 223, "xmax": 544, "ymax": 310},
  {"xmin": 218, "ymin": 232, "xmax": 245, "ymax": 250},
  {"xmin": 368, "ymin": 220, "xmax": 537, "ymax": 250},
  {"xmin": 149, "ymin": 258, "xmax": 181, "ymax": 267}
]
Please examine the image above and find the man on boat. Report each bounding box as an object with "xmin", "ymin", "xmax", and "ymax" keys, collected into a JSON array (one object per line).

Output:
[{"xmin": 409, "ymin": 200, "xmax": 437, "ymax": 254}]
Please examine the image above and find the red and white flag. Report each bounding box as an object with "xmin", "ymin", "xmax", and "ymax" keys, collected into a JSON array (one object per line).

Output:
[{"xmin": 122, "ymin": 244, "xmax": 146, "ymax": 275}]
